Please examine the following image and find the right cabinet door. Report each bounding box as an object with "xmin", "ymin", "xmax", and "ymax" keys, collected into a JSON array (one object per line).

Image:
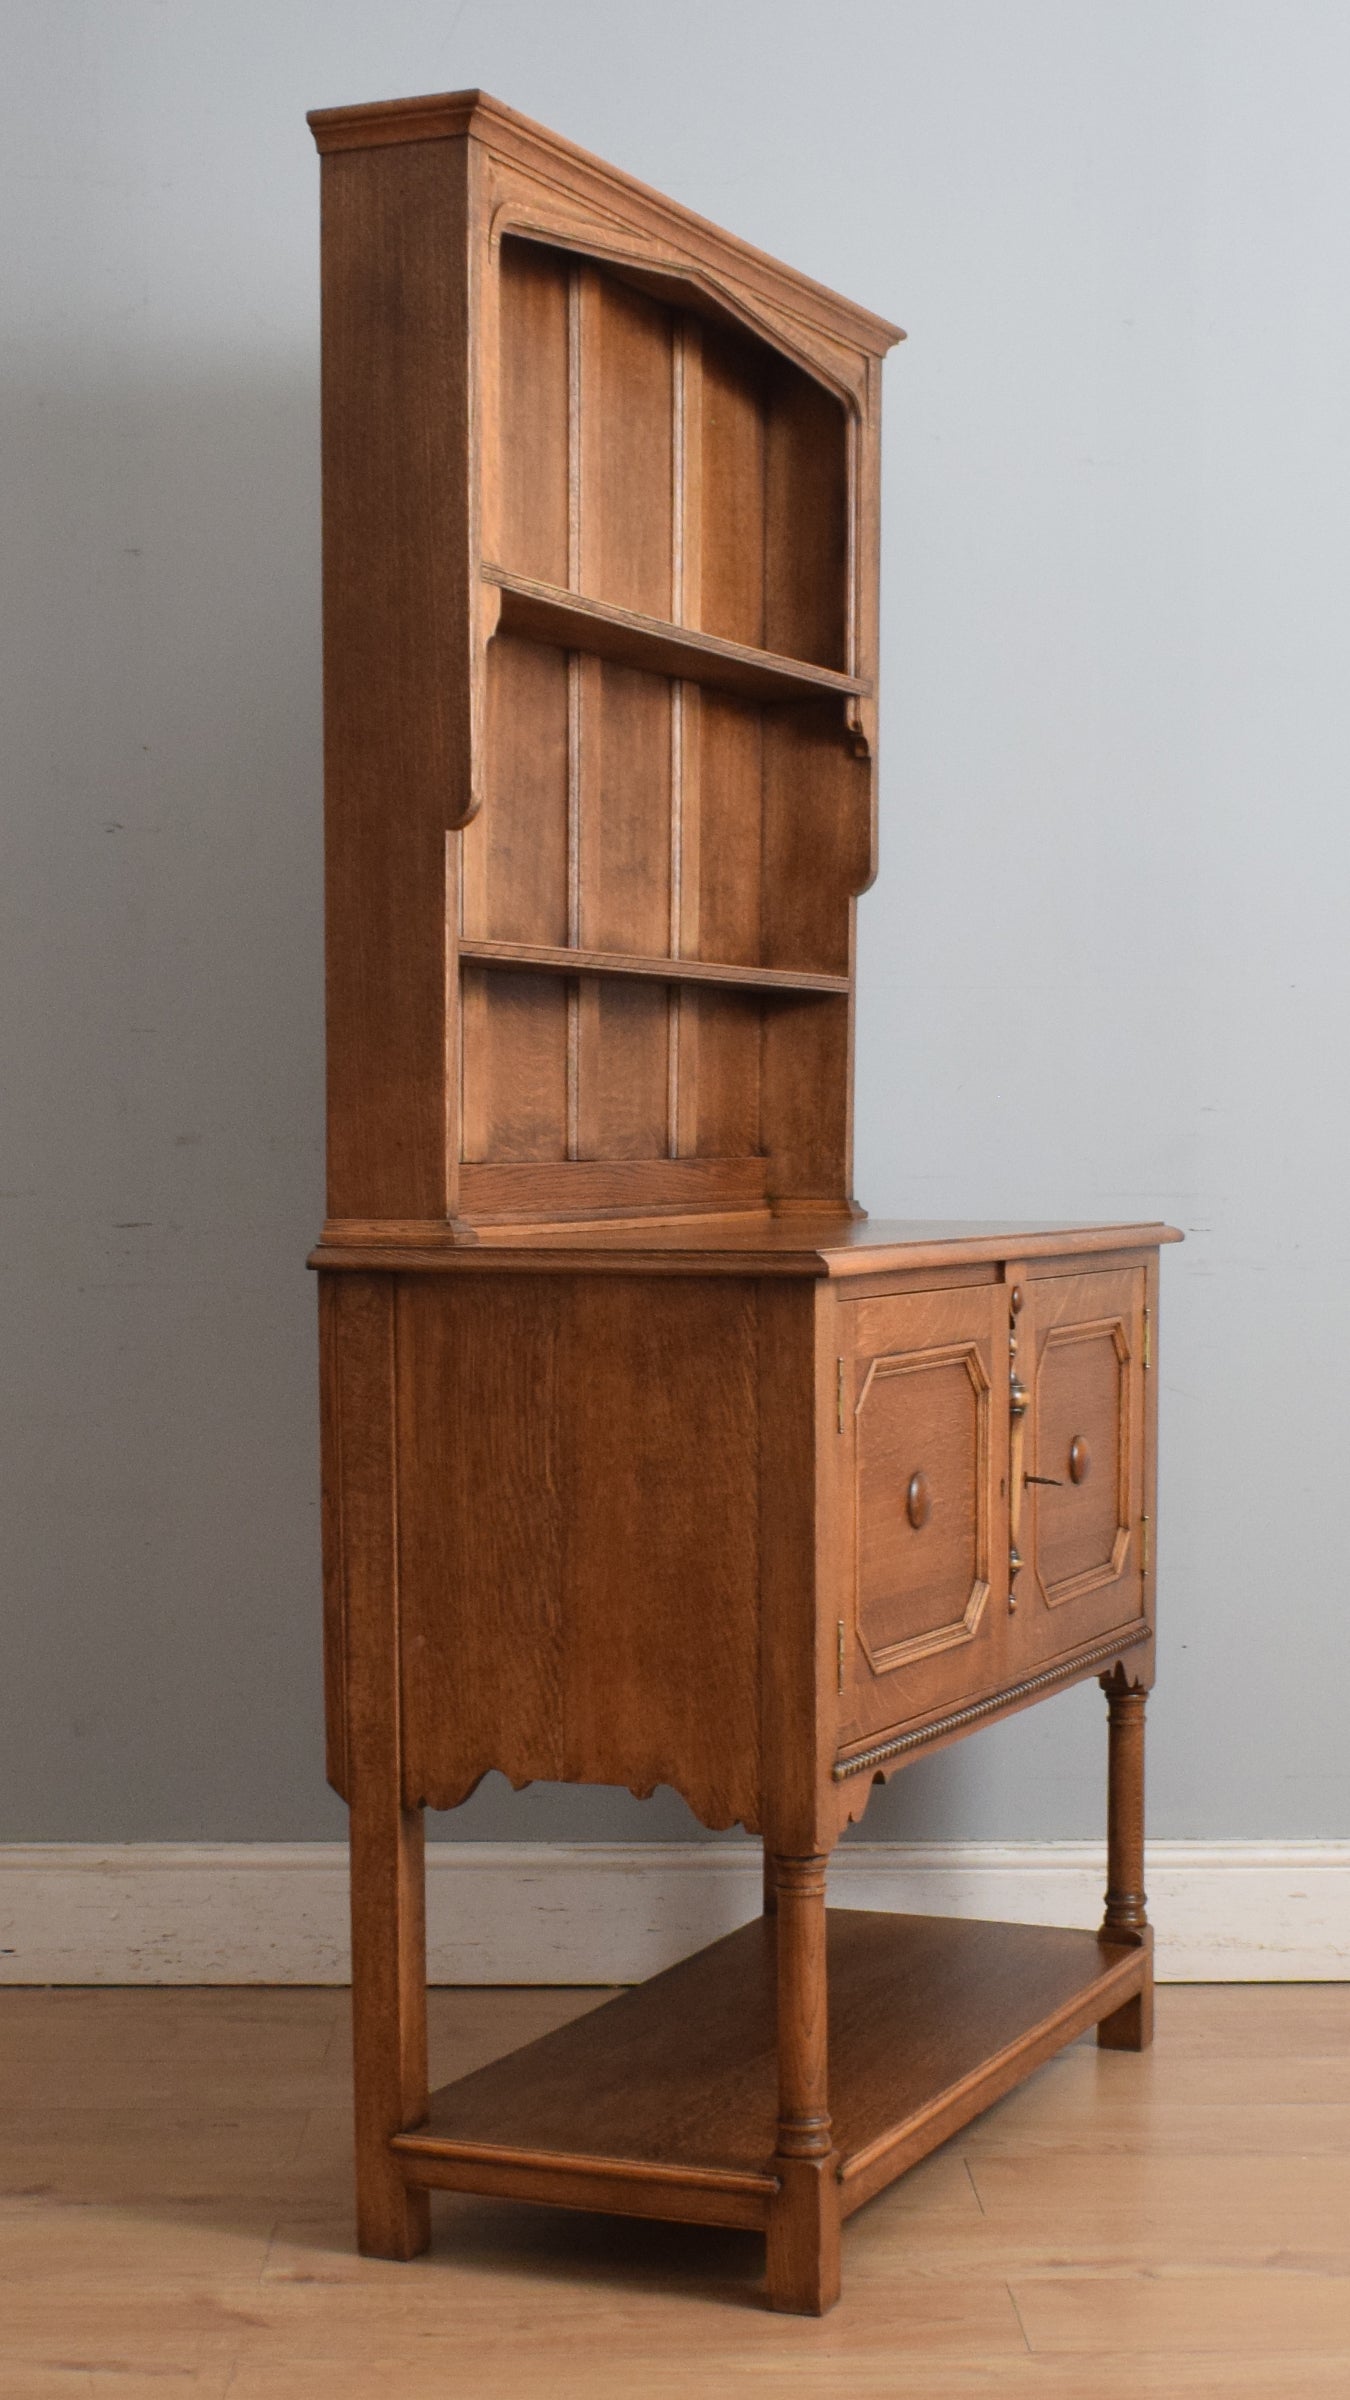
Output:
[{"xmin": 1014, "ymin": 1266, "xmax": 1148, "ymax": 1671}]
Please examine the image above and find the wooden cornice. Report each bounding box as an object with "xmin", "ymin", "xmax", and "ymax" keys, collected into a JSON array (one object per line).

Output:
[{"xmin": 307, "ymin": 87, "xmax": 904, "ymax": 358}]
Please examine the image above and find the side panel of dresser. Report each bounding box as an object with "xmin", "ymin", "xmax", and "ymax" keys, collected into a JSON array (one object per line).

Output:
[{"xmin": 321, "ymin": 1268, "xmax": 784, "ymax": 1837}]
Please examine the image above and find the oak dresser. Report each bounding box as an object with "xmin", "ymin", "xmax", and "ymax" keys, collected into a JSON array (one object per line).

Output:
[{"xmin": 307, "ymin": 88, "xmax": 1180, "ymax": 2314}]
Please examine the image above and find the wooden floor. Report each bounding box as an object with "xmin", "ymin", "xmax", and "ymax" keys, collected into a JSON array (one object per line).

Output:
[{"xmin": 3, "ymin": 1984, "xmax": 1350, "ymax": 2397}]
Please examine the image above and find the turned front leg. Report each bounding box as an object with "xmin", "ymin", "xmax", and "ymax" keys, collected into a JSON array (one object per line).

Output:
[
  {"xmin": 1097, "ymin": 1669, "xmax": 1154, "ymax": 2051},
  {"xmin": 764, "ymin": 1855, "xmax": 841, "ymax": 2314}
]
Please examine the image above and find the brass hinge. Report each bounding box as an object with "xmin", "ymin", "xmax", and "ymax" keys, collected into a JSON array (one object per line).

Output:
[
  {"xmin": 1140, "ymin": 1512, "xmax": 1150, "ymax": 1577},
  {"xmin": 1142, "ymin": 1307, "xmax": 1151, "ymax": 1371},
  {"xmin": 837, "ymin": 1618, "xmax": 846, "ymax": 1694},
  {"xmin": 836, "ymin": 1356, "xmax": 845, "ymax": 1433}
]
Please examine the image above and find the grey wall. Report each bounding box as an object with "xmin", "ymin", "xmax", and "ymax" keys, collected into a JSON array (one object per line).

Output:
[{"xmin": 4, "ymin": 2, "xmax": 1348, "ymax": 1846}]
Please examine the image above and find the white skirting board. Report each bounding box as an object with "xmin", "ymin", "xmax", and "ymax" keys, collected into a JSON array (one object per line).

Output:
[{"xmin": 2, "ymin": 1841, "xmax": 1347, "ymax": 1986}]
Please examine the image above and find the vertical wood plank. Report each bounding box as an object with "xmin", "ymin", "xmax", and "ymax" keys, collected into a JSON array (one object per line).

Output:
[
  {"xmin": 495, "ymin": 238, "xmax": 569, "ymax": 582},
  {"xmin": 333, "ymin": 1274, "xmax": 429, "ymax": 2260},
  {"xmin": 673, "ymin": 315, "xmax": 703, "ymax": 1152},
  {"xmin": 398, "ymin": 1277, "xmax": 566, "ymax": 1802},
  {"xmin": 757, "ymin": 1282, "xmax": 830, "ymax": 1855},
  {"xmin": 585, "ymin": 982, "xmax": 670, "ymax": 1158},
  {"xmin": 559, "ymin": 1276, "xmax": 761, "ymax": 1831},
  {"xmin": 673, "ymin": 693, "xmax": 702, "ymax": 1158},
  {"xmin": 464, "ymin": 634, "xmax": 570, "ymax": 945},
  {"xmin": 318, "ymin": 1273, "xmax": 349, "ymax": 1801},
  {"xmin": 667, "ymin": 677, "xmax": 682, "ymax": 1155},
  {"xmin": 763, "ymin": 363, "xmax": 848, "ymax": 669},
  {"xmin": 697, "ymin": 694, "xmax": 763, "ymax": 965},
  {"xmin": 584, "ymin": 274, "xmax": 674, "ymax": 617},
  {"xmin": 686, "ymin": 991, "xmax": 762, "ymax": 1156},
  {"xmin": 460, "ymin": 967, "xmax": 568, "ymax": 1162},
  {"xmin": 698, "ymin": 319, "xmax": 767, "ymax": 648},
  {"xmin": 319, "ymin": 140, "xmax": 472, "ymax": 1220},
  {"xmin": 576, "ymin": 660, "xmax": 671, "ymax": 1155}
]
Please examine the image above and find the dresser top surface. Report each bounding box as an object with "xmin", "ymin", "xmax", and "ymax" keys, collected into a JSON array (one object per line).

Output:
[{"xmin": 313, "ymin": 1214, "xmax": 1182, "ymax": 1278}]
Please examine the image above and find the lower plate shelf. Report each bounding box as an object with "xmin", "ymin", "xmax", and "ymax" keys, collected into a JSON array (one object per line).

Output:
[{"xmin": 391, "ymin": 1909, "xmax": 1144, "ymax": 2228}]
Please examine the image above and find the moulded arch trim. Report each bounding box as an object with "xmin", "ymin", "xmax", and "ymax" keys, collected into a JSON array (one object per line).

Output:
[{"xmin": 488, "ymin": 201, "xmax": 868, "ymax": 411}]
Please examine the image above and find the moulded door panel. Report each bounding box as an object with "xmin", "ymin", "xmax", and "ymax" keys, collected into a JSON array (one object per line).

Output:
[
  {"xmin": 835, "ymin": 1284, "xmax": 1010, "ymax": 1751},
  {"xmin": 1013, "ymin": 1267, "xmax": 1147, "ymax": 1672}
]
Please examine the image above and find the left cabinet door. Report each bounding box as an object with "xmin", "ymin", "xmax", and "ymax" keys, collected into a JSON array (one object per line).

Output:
[{"xmin": 835, "ymin": 1284, "xmax": 1010, "ymax": 1755}]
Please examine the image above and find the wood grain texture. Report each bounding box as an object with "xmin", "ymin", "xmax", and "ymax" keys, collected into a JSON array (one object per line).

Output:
[
  {"xmin": 317, "ymin": 1274, "xmax": 349, "ymax": 1801},
  {"xmin": 495, "ymin": 237, "xmax": 569, "ymax": 583},
  {"xmin": 318, "ymin": 138, "xmax": 472, "ymax": 1219},
  {"xmin": 763, "ymin": 366, "xmax": 849, "ymax": 669},
  {"xmin": 463, "ymin": 635, "xmax": 570, "ymax": 945},
  {"xmin": 1015, "ymin": 1266, "xmax": 1149, "ymax": 1673},
  {"xmin": 459, "ymin": 964, "xmax": 569, "ymax": 1163},
  {"xmin": 585, "ymin": 272, "xmax": 673, "ymax": 617},
  {"xmin": 455, "ymin": 1153, "xmax": 767, "ymax": 1222},
  {"xmin": 314, "ymin": 1216, "xmax": 1182, "ymax": 1274},
  {"xmin": 392, "ymin": 1912, "xmax": 1141, "ymax": 2244},
  {"xmin": 396, "ymin": 1275, "xmax": 565, "ymax": 1801},
  {"xmin": 327, "ymin": 1275, "xmax": 430, "ymax": 2260},
  {"xmin": 835, "ymin": 1283, "xmax": 1010, "ymax": 1753},
  {"xmin": 486, "ymin": 565, "xmax": 866, "ymax": 700},
  {"xmin": 755, "ymin": 1281, "xmax": 826, "ymax": 1855},
  {"xmin": 395, "ymin": 1273, "xmax": 762, "ymax": 1834},
  {"xmin": 456, "ymin": 937, "xmax": 849, "ymax": 995},
  {"xmin": 698, "ymin": 318, "xmax": 768, "ymax": 647}
]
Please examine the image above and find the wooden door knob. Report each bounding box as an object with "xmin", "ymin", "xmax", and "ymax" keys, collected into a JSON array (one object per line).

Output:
[
  {"xmin": 1068, "ymin": 1435, "xmax": 1091, "ymax": 1484},
  {"xmin": 906, "ymin": 1472, "xmax": 931, "ymax": 1530}
]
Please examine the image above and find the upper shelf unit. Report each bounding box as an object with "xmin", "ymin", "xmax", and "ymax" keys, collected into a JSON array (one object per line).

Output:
[{"xmin": 308, "ymin": 91, "xmax": 902, "ymax": 1229}]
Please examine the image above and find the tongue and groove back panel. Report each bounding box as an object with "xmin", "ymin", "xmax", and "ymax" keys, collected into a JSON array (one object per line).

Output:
[{"xmin": 460, "ymin": 237, "xmax": 866, "ymax": 1224}]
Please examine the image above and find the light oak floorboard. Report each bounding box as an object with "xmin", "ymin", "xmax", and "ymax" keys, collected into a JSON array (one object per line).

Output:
[
  {"xmin": 1013, "ymin": 2269, "xmax": 1350, "ymax": 2356},
  {"xmin": 1, "ymin": 1986, "xmax": 1349, "ymax": 2395}
]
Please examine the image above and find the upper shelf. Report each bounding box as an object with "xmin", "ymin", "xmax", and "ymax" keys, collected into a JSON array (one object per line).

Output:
[
  {"xmin": 459, "ymin": 937, "xmax": 850, "ymax": 995},
  {"xmin": 483, "ymin": 566, "xmax": 869, "ymax": 706}
]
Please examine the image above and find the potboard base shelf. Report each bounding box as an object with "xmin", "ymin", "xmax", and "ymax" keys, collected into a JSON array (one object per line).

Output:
[{"xmin": 389, "ymin": 1910, "xmax": 1144, "ymax": 2261}]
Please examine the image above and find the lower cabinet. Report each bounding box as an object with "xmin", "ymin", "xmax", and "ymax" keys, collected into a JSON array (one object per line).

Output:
[{"xmin": 835, "ymin": 1263, "xmax": 1150, "ymax": 1761}]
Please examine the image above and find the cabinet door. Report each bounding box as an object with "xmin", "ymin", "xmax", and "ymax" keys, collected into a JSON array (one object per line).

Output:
[
  {"xmin": 836, "ymin": 1285, "xmax": 1010, "ymax": 1750},
  {"xmin": 1013, "ymin": 1267, "xmax": 1147, "ymax": 1670}
]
